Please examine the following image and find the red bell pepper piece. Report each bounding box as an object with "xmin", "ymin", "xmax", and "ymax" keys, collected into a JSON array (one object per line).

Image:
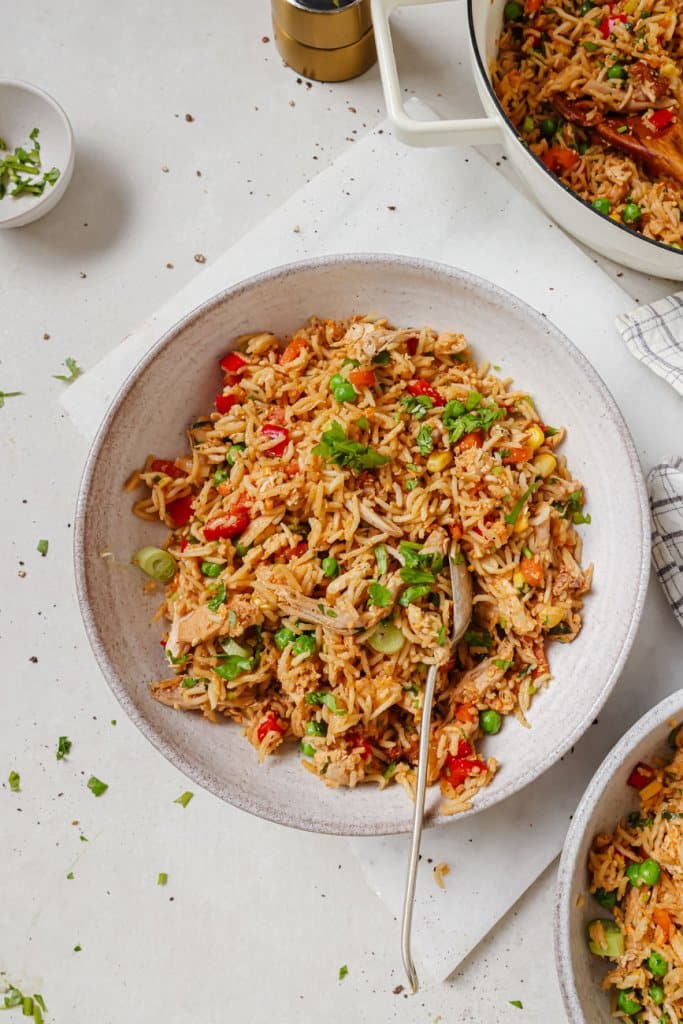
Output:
[
  {"xmin": 261, "ymin": 423, "xmax": 290, "ymax": 457},
  {"xmin": 215, "ymin": 393, "xmax": 239, "ymax": 415},
  {"xmin": 220, "ymin": 352, "xmax": 248, "ymax": 374},
  {"xmin": 457, "ymin": 430, "xmax": 483, "ymax": 453},
  {"xmin": 627, "ymin": 761, "xmax": 655, "ymax": 790},
  {"xmin": 541, "ymin": 147, "xmax": 581, "ymax": 174},
  {"xmin": 166, "ymin": 494, "xmax": 194, "ymax": 527},
  {"xmin": 650, "ymin": 109, "xmax": 675, "ymax": 134},
  {"xmin": 288, "ymin": 541, "xmax": 308, "ymax": 558},
  {"xmin": 406, "ymin": 379, "xmax": 445, "ymax": 407},
  {"xmin": 204, "ymin": 505, "xmax": 250, "ymax": 541},
  {"xmin": 151, "ymin": 458, "xmax": 184, "ymax": 480},
  {"xmin": 256, "ymin": 713, "xmax": 285, "ymax": 743},
  {"xmin": 443, "ymin": 753, "xmax": 487, "ymax": 787},
  {"xmin": 599, "ymin": 12, "xmax": 626, "ymax": 37},
  {"xmin": 406, "ymin": 336, "xmax": 419, "ymax": 356},
  {"xmin": 456, "ymin": 738, "xmax": 473, "ymax": 757},
  {"xmin": 347, "ymin": 731, "xmax": 372, "ymax": 761}
]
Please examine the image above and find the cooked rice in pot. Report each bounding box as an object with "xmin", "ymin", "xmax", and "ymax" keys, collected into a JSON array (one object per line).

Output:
[
  {"xmin": 587, "ymin": 727, "xmax": 683, "ymax": 1022},
  {"xmin": 129, "ymin": 316, "xmax": 592, "ymax": 814},
  {"xmin": 493, "ymin": 0, "xmax": 683, "ymax": 249}
]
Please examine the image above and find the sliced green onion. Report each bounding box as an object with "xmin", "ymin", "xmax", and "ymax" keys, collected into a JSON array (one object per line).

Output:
[
  {"xmin": 306, "ymin": 720, "xmax": 328, "ymax": 737},
  {"xmin": 174, "ymin": 790, "xmax": 194, "ymax": 807},
  {"xmin": 36, "ymin": 538, "xmax": 48, "ymax": 557},
  {"xmin": 220, "ymin": 638, "xmax": 249, "ymax": 657},
  {"xmin": 504, "ymin": 480, "xmax": 541, "ymax": 525},
  {"xmin": 213, "ymin": 468, "xmax": 229, "ymax": 485},
  {"xmin": 374, "ymin": 544, "xmax": 388, "ymax": 575},
  {"xmin": 22, "ymin": 996, "xmax": 34, "ymax": 1017},
  {"xmin": 56, "ymin": 736, "xmax": 72, "ymax": 760},
  {"xmin": 226, "ymin": 443, "xmax": 246, "ymax": 466},
  {"xmin": 300, "ymin": 741, "xmax": 316, "ymax": 757},
  {"xmin": 587, "ymin": 920, "xmax": 624, "ymax": 958},
  {"xmin": 133, "ymin": 546, "xmax": 177, "ymax": 582},
  {"xmin": 368, "ymin": 622, "xmax": 405, "ymax": 654},
  {"xmin": 87, "ymin": 775, "xmax": 108, "ymax": 797}
]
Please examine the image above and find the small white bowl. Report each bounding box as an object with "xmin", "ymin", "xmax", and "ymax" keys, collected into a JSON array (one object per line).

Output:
[
  {"xmin": 556, "ymin": 690, "xmax": 683, "ymax": 1023},
  {"xmin": 0, "ymin": 80, "xmax": 74, "ymax": 228}
]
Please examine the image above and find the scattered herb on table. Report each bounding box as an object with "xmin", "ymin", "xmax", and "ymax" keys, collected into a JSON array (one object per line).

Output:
[
  {"xmin": 66, "ymin": 871, "xmax": 74, "ymax": 880},
  {"xmin": 56, "ymin": 736, "xmax": 71, "ymax": 760},
  {"xmin": 8, "ymin": 770, "xmax": 20, "ymax": 792},
  {"xmin": 36, "ymin": 539, "xmax": 48, "ymax": 557},
  {"xmin": 338, "ymin": 964, "xmax": 349, "ymax": 980},
  {"xmin": 73, "ymin": 945, "xmax": 81, "ymax": 952},
  {"xmin": 157, "ymin": 872, "xmax": 168, "ymax": 886},
  {"xmin": 0, "ymin": 391, "xmax": 23, "ymax": 409},
  {"xmin": 52, "ymin": 357, "xmax": 83, "ymax": 384},
  {"xmin": 509, "ymin": 999, "xmax": 524, "ymax": 1009},
  {"xmin": 0, "ymin": 127, "xmax": 60, "ymax": 199},
  {"xmin": 174, "ymin": 790, "xmax": 194, "ymax": 808},
  {"xmin": 87, "ymin": 775, "xmax": 108, "ymax": 797}
]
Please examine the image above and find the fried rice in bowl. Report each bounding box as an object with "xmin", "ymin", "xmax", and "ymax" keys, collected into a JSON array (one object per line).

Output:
[{"xmin": 74, "ymin": 255, "xmax": 649, "ymax": 835}]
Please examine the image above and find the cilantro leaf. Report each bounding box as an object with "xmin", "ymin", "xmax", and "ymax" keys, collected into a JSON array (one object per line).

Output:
[
  {"xmin": 53, "ymin": 357, "xmax": 83, "ymax": 383},
  {"xmin": 56, "ymin": 736, "xmax": 72, "ymax": 760},
  {"xmin": 368, "ymin": 582, "xmax": 392, "ymax": 608},
  {"xmin": 416, "ymin": 425, "xmax": 433, "ymax": 456},
  {"xmin": 305, "ymin": 690, "xmax": 347, "ymax": 715},
  {"xmin": 174, "ymin": 790, "xmax": 194, "ymax": 807},
  {"xmin": 313, "ymin": 421, "xmax": 390, "ymax": 472},
  {"xmin": 0, "ymin": 390, "xmax": 23, "ymax": 409},
  {"xmin": 87, "ymin": 775, "xmax": 108, "ymax": 797}
]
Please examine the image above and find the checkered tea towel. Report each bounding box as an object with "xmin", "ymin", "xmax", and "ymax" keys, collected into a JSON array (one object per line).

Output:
[
  {"xmin": 616, "ymin": 292, "xmax": 683, "ymax": 396},
  {"xmin": 648, "ymin": 456, "xmax": 683, "ymax": 629}
]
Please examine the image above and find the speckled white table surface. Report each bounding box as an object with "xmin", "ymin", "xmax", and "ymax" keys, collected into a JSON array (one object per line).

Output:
[{"xmin": 1, "ymin": 2, "xmax": 678, "ymax": 1023}]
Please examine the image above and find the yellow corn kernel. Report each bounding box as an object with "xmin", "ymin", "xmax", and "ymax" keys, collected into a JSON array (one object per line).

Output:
[
  {"xmin": 513, "ymin": 513, "xmax": 529, "ymax": 534},
  {"xmin": 513, "ymin": 571, "xmax": 526, "ymax": 590},
  {"xmin": 527, "ymin": 424, "xmax": 545, "ymax": 450},
  {"xmin": 661, "ymin": 62, "xmax": 677, "ymax": 79},
  {"xmin": 539, "ymin": 604, "xmax": 564, "ymax": 629},
  {"xmin": 532, "ymin": 452, "xmax": 557, "ymax": 478},
  {"xmin": 639, "ymin": 779, "xmax": 663, "ymax": 802},
  {"xmin": 623, "ymin": 0, "xmax": 637, "ymax": 12},
  {"xmin": 426, "ymin": 450, "xmax": 452, "ymax": 473}
]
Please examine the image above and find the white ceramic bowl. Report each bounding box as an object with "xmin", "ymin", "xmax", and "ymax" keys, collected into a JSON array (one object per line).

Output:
[
  {"xmin": 556, "ymin": 691, "xmax": 683, "ymax": 1024},
  {"xmin": 0, "ymin": 80, "xmax": 74, "ymax": 228},
  {"xmin": 74, "ymin": 254, "xmax": 650, "ymax": 835},
  {"xmin": 372, "ymin": 0, "xmax": 683, "ymax": 279}
]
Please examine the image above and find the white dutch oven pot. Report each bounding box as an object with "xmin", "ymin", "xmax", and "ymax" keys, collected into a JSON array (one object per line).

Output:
[{"xmin": 372, "ymin": 0, "xmax": 682, "ymax": 280}]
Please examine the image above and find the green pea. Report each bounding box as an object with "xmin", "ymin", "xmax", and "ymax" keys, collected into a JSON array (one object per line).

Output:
[
  {"xmin": 595, "ymin": 887, "xmax": 617, "ymax": 909},
  {"xmin": 201, "ymin": 561, "xmax": 222, "ymax": 578},
  {"xmin": 481, "ymin": 710, "xmax": 502, "ymax": 735},
  {"xmin": 300, "ymin": 741, "xmax": 316, "ymax": 757},
  {"xmin": 622, "ymin": 202, "xmax": 642, "ymax": 224},
  {"xmin": 647, "ymin": 951, "xmax": 668, "ymax": 977},
  {"xmin": 649, "ymin": 985, "xmax": 665, "ymax": 1006},
  {"xmin": 274, "ymin": 627, "xmax": 296, "ymax": 651},
  {"xmin": 592, "ymin": 197, "xmax": 611, "ymax": 215},
  {"xmin": 607, "ymin": 63, "xmax": 627, "ymax": 79},
  {"xmin": 540, "ymin": 117, "xmax": 557, "ymax": 138},
  {"xmin": 626, "ymin": 862, "xmax": 642, "ymax": 886},
  {"xmin": 639, "ymin": 859, "xmax": 661, "ymax": 886},
  {"xmin": 504, "ymin": 1, "xmax": 524, "ymax": 20},
  {"xmin": 292, "ymin": 634, "xmax": 316, "ymax": 658},
  {"xmin": 226, "ymin": 443, "xmax": 246, "ymax": 466},
  {"xmin": 617, "ymin": 990, "xmax": 641, "ymax": 1015},
  {"xmin": 306, "ymin": 720, "xmax": 328, "ymax": 737},
  {"xmin": 332, "ymin": 380, "xmax": 357, "ymax": 403},
  {"xmin": 322, "ymin": 556, "xmax": 340, "ymax": 578},
  {"xmin": 580, "ymin": 0, "xmax": 595, "ymax": 13},
  {"xmin": 329, "ymin": 373, "xmax": 346, "ymax": 390},
  {"xmin": 522, "ymin": 115, "xmax": 535, "ymax": 133},
  {"xmin": 213, "ymin": 468, "xmax": 229, "ymax": 485}
]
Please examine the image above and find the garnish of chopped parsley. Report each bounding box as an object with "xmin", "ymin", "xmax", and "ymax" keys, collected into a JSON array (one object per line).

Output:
[
  {"xmin": 8, "ymin": 770, "xmax": 20, "ymax": 792},
  {"xmin": 174, "ymin": 790, "xmax": 194, "ymax": 808},
  {"xmin": 0, "ymin": 127, "xmax": 60, "ymax": 200},
  {"xmin": 313, "ymin": 421, "xmax": 390, "ymax": 472},
  {"xmin": 36, "ymin": 539, "xmax": 49, "ymax": 557},
  {"xmin": 53, "ymin": 357, "xmax": 83, "ymax": 383},
  {"xmin": 442, "ymin": 392, "xmax": 505, "ymax": 444},
  {"xmin": 0, "ymin": 390, "xmax": 23, "ymax": 409},
  {"xmin": 338, "ymin": 964, "xmax": 349, "ymax": 981},
  {"xmin": 87, "ymin": 775, "xmax": 108, "ymax": 797},
  {"xmin": 56, "ymin": 736, "xmax": 72, "ymax": 760}
]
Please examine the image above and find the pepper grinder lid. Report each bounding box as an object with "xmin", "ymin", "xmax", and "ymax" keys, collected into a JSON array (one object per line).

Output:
[{"xmin": 271, "ymin": 0, "xmax": 376, "ymax": 83}]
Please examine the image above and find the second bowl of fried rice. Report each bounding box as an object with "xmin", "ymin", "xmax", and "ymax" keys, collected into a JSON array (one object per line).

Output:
[
  {"xmin": 75, "ymin": 254, "xmax": 650, "ymax": 835},
  {"xmin": 556, "ymin": 690, "xmax": 683, "ymax": 1024}
]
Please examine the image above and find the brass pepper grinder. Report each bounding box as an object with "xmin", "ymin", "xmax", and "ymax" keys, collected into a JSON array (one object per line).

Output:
[{"xmin": 271, "ymin": 0, "xmax": 376, "ymax": 83}]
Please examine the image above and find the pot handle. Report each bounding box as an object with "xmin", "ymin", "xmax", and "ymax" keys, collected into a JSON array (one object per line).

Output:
[{"xmin": 371, "ymin": 0, "xmax": 503, "ymax": 146}]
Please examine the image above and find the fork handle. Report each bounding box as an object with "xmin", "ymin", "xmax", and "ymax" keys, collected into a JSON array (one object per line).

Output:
[{"xmin": 401, "ymin": 662, "xmax": 438, "ymax": 994}]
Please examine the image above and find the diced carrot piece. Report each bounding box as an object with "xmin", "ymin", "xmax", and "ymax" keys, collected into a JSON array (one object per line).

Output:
[
  {"xmin": 503, "ymin": 446, "xmax": 533, "ymax": 464},
  {"xmin": 280, "ymin": 337, "xmax": 308, "ymax": 364},
  {"xmin": 449, "ymin": 523, "xmax": 463, "ymax": 541},
  {"xmin": 348, "ymin": 368, "xmax": 376, "ymax": 388},
  {"xmin": 520, "ymin": 556, "xmax": 544, "ymax": 587},
  {"xmin": 653, "ymin": 908, "xmax": 672, "ymax": 942},
  {"xmin": 455, "ymin": 703, "xmax": 477, "ymax": 724}
]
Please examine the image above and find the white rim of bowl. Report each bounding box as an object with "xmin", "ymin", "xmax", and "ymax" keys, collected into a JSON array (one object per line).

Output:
[
  {"xmin": 555, "ymin": 688, "xmax": 683, "ymax": 1024},
  {"xmin": 73, "ymin": 253, "xmax": 652, "ymax": 835}
]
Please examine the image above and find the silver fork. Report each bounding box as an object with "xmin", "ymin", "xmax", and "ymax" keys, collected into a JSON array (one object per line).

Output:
[{"xmin": 400, "ymin": 548, "xmax": 473, "ymax": 994}]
